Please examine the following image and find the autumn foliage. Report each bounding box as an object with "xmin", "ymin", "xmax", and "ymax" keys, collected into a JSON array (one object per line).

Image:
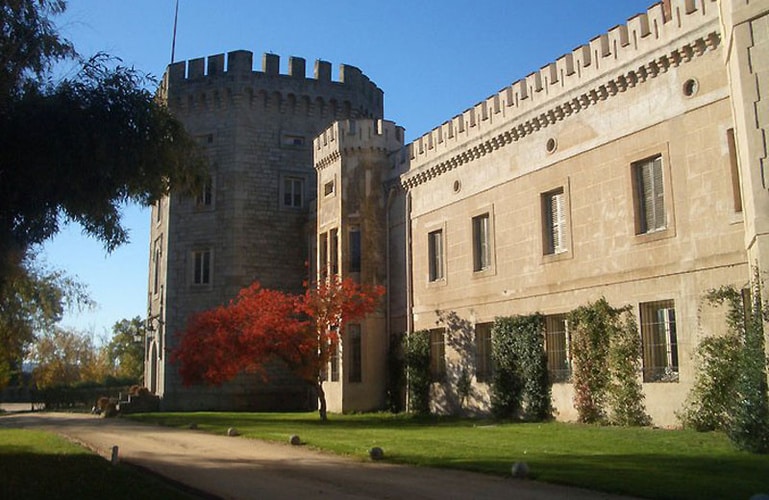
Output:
[{"xmin": 171, "ymin": 277, "xmax": 384, "ymax": 418}]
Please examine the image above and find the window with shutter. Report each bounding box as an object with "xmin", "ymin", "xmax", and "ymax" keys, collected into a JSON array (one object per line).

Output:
[
  {"xmin": 428, "ymin": 229, "xmax": 444, "ymax": 281},
  {"xmin": 543, "ymin": 188, "xmax": 566, "ymax": 255},
  {"xmin": 634, "ymin": 156, "xmax": 666, "ymax": 234},
  {"xmin": 472, "ymin": 213, "xmax": 491, "ymax": 271}
]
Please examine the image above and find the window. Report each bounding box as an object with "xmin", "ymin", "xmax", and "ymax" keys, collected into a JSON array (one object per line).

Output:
[
  {"xmin": 633, "ymin": 155, "xmax": 666, "ymax": 234},
  {"xmin": 542, "ymin": 188, "xmax": 566, "ymax": 255},
  {"xmin": 329, "ymin": 337, "xmax": 340, "ymax": 382},
  {"xmin": 429, "ymin": 328, "xmax": 446, "ymax": 381},
  {"xmin": 319, "ymin": 232, "xmax": 328, "ymax": 278},
  {"xmin": 349, "ymin": 228, "xmax": 361, "ymax": 273},
  {"xmin": 155, "ymin": 199, "xmax": 162, "ymax": 223},
  {"xmin": 545, "ymin": 314, "xmax": 571, "ymax": 382},
  {"xmin": 472, "ymin": 213, "xmax": 491, "ymax": 272},
  {"xmin": 330, "ymin": 228, "xmax": 339, "ymax": 275},
  {"xmin": 192, "ymin": 250, "xmax": 211, "ymax": 285},
  {"xmin": 428, "ymin": 229, "xmax": 444, "ymax": 281},
  {"xmin": 152, "ymin": 238, "xmax": 162, "ymax": 295},
  {"xmin": 640, "ymin": 300, "xmax": 678, "ymax": 382},
  {"xmin": 348, "ymin": 324, "xmax": 362, "ymax": 383},
  {"xmin": 283, "ymin": 176, "xmax": 304, "ymax": 208},
  {"xmin": 727, "ymin": 128, "xmax": 742, "ymax": 213},
  {"xmin": 196, "ymin": 176, "xmax": 213, "ymax": 206},
  {"xmin": 324, "ymin": 180, "xmax": 335, "ymax": 197},
  {"xmin": 475, "ymin": 323, "xmax": 492, "ymax": 382}
]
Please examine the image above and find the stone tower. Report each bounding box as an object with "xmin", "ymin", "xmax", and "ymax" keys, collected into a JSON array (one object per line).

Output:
[
  {"xmin": 147, "ymin": 51, "xmax": 383, "ymax": 411},
  {"xmin": 313, "ymin": 119, "xmax": 408, "ymax": 412}
]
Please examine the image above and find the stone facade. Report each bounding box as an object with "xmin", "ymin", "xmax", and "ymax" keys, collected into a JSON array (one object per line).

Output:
[
  {"xmin": 148, "ymin": 0, "xmax": 769, "ymax": 426},
  {"xmin": 147, "ymin": 52, "xmax": 383, "ymax": 411}
]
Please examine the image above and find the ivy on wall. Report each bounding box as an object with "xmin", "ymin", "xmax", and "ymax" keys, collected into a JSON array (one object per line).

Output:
[
  {"xmin": 490, "ymin": 314, "xmax": 551, "ymax": 421},
  {"xmin": 569, "ymin": 298, "xmax": 649, "ymax": 425},
  {"xmin": 682, "ymin": 282, "xmax": 769, "ymax": 453},
  {"xmin": 403, "ymin": 330, "xmax": 431, "ymax": 415}
]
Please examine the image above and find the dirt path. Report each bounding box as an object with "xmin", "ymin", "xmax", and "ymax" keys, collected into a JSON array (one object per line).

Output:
[{"xmin": 0, "ymin": 411, "xmax": 636, "ymax": 500}]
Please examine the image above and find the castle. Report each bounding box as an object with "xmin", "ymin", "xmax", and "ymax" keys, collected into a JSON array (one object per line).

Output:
[{"xmin": 146, "ymin": 0, "xmax": 769, "ymax": 426}]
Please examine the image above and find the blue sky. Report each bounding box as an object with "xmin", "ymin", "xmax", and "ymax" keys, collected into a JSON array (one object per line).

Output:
[{"xmin": 43, "ymin": 0, "xmax": 654, "ymax": 338}]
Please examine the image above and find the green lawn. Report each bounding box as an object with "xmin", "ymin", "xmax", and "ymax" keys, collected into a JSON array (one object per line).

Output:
[
  {"xmin": 0, "ymin": 428, "xmax": 201, "ymax": 499},
  {"xmin": 128, "ymin": 412, "xmax": 769, "ymax": 500}
]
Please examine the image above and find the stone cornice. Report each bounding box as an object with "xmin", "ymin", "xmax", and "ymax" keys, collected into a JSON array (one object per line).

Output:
[{"xmin": 401, "ymin": 30, "xmax": 721, "ymax": 191}]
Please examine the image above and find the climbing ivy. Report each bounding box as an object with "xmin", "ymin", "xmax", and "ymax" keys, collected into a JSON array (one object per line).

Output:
[
  {"xmin": 608, "ymin": 312, "xmax": 651, "ymax": 426},
  {"xmin": 569, "ymin": 298, "xmax": 649, "ymax": 425},
  {"xmin": 686, "ymin": 281, "xmax": 769, "ymax": 453},
  {"xmin": 403, "ymin": 330, "xmax": 431, "ymax": 415},
  {"xmin": 490, "ymin": 314, "xmax": 551, "ymax": 421}
]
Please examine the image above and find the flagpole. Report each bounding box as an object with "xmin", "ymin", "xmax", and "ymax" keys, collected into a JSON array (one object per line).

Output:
[{"xmin": 170, "ymin": 0, "xmax": 179, "ymax": 64}]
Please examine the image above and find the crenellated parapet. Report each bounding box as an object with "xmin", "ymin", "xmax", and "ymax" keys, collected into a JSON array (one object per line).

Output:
[
  {"xmin": 314, "ymin": 119, "xmax": 406, "ymax": 171},
  {"xmin": 160, "ymin": 50, "xmax": 384, "ymax": 120},
  {"xmin": 401, "ymin": 0, "xmax": 720, "ymax": 190}
]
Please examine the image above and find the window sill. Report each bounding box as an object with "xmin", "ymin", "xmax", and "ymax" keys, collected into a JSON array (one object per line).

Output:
[
  {"xmin": 542, "ymin": 249, "xmax": 572, "ymax": 264},
  {"xmin": 633, "ymin": 226, "xmax": 675, "ymax": 245}
]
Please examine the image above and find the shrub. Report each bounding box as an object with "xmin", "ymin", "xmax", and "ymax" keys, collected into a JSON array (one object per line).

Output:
[
  {"xmin": 490, "ymin": 315, "xmax": 551, "ymax": 421},
  {"xmin": 569, "ymin": 298, "xmax": 649, "ymax": 425},
  {"xmin": 404, "ymin": 330, "xmax": 431, "ymax": 415},
  {"xmin": 682, "ymin": 282, "xmax": 769, "ymax": 453},
  {"xmin": 608, "ymin": 313, "xmax": 650, "ymax": 426}
]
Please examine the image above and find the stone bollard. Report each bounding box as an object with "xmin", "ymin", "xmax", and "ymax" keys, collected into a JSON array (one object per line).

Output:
[
  {"xmin": 511, "ymin": 462, "xmax": 529, "ymax": 479},
  {"xmin": 369, "ymin": 447, "xmax": 384, "ymax": 460},
  {"xmin": 111, "ymin": 445, "xmax": 119, "ymax": 465},
  {"xmin": 227, "ymin": 427, "xmax": 239, "ymax": 437},
  {"xmin": 289, "ymin": 435, "xmax": 301, "ymax": 446}
]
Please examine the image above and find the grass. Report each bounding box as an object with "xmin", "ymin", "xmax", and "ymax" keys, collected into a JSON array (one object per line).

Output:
[
  {"xmin": 0, "ymin": 428, "xmax": 202, "ymax": 499},
  {"xmin": 128, "ymin": 411, "xmax": 769, "ymax": 500}
]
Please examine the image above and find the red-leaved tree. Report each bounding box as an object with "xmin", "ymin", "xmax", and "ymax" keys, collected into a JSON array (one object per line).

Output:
[{"xmin": 171, "ymin": 277, "xmax": 384, "ymax": 420}]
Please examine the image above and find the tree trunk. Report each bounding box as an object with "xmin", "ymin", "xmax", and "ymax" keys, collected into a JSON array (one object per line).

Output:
[{"xmin": 316, "ymin": 380, "xmax": 327, "ymax": 421}]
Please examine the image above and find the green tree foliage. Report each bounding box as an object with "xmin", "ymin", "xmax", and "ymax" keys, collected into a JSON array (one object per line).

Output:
[
  {"xmin": 490, "ymin": 315, "xmax": 551, "ymax": 421},
  {"xmin": 0, "ymin": 0, "xmax": 205, "ymax": 284},
  {"xmin": 0, "ymin": 252, "xmax": 91, "ymax": 389},
  {"xmin": 105, "ymin": 317, "xmax": 144, "ymax": 382},
  {"xmin": 0, "ymin": 0, "xmax": 203, "ymax": 390},
  {"xmin": 404, "ymin": 330, "xmax": 431, "ymax": 415}
]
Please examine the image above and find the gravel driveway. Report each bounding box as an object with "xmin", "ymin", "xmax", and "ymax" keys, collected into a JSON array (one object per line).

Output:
[{"xmin": 0, "ymin": 411, "xmax": 637, "ymax": 500}]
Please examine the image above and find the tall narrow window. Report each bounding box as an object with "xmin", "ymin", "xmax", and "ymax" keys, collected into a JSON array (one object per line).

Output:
[
  {"xmin": 475, "ymin": 323, "xmax": 492, "ymax": 382},
  {"xmin": 545, "ymin": 314, "xmax": 571, "ymax": 382},
  {"xmin": 727, "ymin": 128, "xmax": 743, "ymax": 213},
  {"xmin": 152, "ymin": 239, "xmax": 162, "ymax": 295},
  {"xmin": 348, "ymin": 324, "xmax": 362, "ymax": 383},
  {"xmin": 196, "ymin": 176, "xmax": 213, "ymax": 206},
  {"xmin": 349, "ymin": 228, "xmax": 361, "ymax": 273},
  {"xmin": 633, "ymin": 155, "xmax": 666, "ymax": 234},
  {"xmin": 429, "ymin": 328, "xmax": 446, "ymax": 381},
  {"xmin": 640, "ymin": 300, "xmax": 678, "ymax": 382},
  {"xmin": 472, "ymin": 213, "xmax": 491, "ymax": 272},
  {"xmin": 319, "ymin": 232, "xmax": 328, "ymax": 279},
  {"xmin": 428, "ymin": 229, "xmax": 444, "ymax": 281},
  {"xmin": 193, "ymin": 250, "xmax": 211, "ymax": 285},
  {"xmin": 330, "ymin": 228, "xmax": 339, "ymax": 275},
  {"xmin": 283, "ymin": 176, "xmax": 304, "ymax": 208},
  {"xmin": 543, "ymin": 188, "xmax": 566, "ymax": 255},
  {"xmin": 329, "ymin": 336, "xmax": 340, "ymax": 382}
]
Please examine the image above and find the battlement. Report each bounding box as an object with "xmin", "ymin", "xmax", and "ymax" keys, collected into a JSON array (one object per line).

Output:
[
  {"xmin": 404, "ymin": 0, "xmax": 720, "ymax": 177},
  {"xmin": 314, "ymin": 119, "xmax": 406, "ymax": 171},
  {"xmin": 161, "ymin": 51, "xmax": 384, "ymax": 119}
]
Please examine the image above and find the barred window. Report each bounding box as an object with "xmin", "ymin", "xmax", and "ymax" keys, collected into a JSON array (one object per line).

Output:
[
  {"xmin": 640, "ymin": 300, "xmax": 679, "ymax": 382},
  {"xmin": 545, "ymin": 314, "xmax": 571, "ymax": 382}
]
